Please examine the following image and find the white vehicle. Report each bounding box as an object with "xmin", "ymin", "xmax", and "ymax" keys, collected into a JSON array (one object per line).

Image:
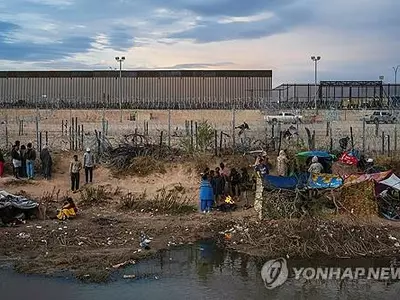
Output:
[{"xmin": 264, "ymin": 112, "xmax": 303, "ymax": 124}]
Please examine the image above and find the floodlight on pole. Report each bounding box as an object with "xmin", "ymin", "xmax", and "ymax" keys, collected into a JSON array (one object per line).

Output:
[
  {"xmin": 115, "ymin": 56, "xmax": 126, "ymax": 122},
  {"xmin": 393, "ymin": 65, "xmax": 400, "ymax": 95},
  {"xmin": 311, "ymin": 56, "xmax": 321, "ymax": 110}
]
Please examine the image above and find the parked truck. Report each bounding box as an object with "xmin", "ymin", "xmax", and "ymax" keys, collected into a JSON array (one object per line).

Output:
[
  {"xmin": 264, "ymin": 112, "xmax": 303, "ymax": 124},
  {"xmin": 365, "ymin": 111, "xmax": 397, "ymax": 124}
]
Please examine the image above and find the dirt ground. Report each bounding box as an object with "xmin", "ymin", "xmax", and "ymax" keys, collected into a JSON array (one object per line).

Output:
[{"xmin": 2, "ymin": 153, "xmax": 400, "ymax": 282}]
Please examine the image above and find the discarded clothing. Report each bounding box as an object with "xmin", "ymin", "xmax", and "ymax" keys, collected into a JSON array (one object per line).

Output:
[
  {"xmin": 0, "ymin": 190, "xmax": 39, "ymax": 224},
  {"xmin": 139, "ymin": 231, "xmax": 151, "ymax": 249}
]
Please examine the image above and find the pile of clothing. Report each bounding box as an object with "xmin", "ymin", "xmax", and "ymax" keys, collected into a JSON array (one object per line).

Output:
[{"xmin": 0, "ymin": 190, "xmax": 39, "ymax": 225}]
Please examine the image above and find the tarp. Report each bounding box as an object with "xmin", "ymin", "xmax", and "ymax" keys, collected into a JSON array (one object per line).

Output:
[
  {"xmin": 264, "ymin": 173, "xmax": 342, "ymax": 190},
  {"xmin": 308, "ymin": 173, "xmax": 343, "ymax": 189},
  {"xmin": 296, "ymin": 151, "xmax": 335, "ymax": 160},
  {"xmin": 343, "ymin": 170, "xmax": 392, "ymax": 187},
  {"xmin": 0, "ymin": 190, "xmax": 39, "ymax": 210},
  {"xmin": 264, "ymin": 173, "xmax": 309, "ymax": 190},
  {"xmin": 339, "ymin": 150, "xmax": 360, "ymax": 166},
  {"xmin": 379, "ymin": 174, "xmax": 400, "ymax": 191}
]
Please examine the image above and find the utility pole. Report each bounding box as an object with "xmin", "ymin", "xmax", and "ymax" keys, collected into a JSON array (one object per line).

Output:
[
  {"xmin": 115, "ymin": 56, "xmax": 125, "ymax": 122},
  {"xmin": 393, "ymin": 65, "xmax": 400, "ymax": 96},
  {"xmin": 311, "ymin": 56, "xmax": 321, "ymax": 110}
]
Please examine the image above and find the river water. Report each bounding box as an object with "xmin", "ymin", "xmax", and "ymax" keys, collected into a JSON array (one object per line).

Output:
[{"xmin": 1, "ymin": 241, "xmax": 400, "ymax": 300}]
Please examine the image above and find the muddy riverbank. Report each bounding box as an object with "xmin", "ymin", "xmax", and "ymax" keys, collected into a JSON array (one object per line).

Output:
[{"xmin": 2, "ymin": 208, "xmax": 400, "ymax": 283}]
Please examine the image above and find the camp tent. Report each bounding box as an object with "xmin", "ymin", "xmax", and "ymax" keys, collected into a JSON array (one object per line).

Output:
[
  {"xmin": 296, "ymin": 150, "xmax": 336, "ymax": 174},
  {"xmin": 379, "ymin": 173, "xmax": 400, "ymax": 191},
  {"xmin": 296, "ymin": 151, "xmax": 335, "ymax": 160}
]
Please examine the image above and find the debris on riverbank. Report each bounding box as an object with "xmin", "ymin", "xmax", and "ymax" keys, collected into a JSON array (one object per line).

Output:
[{"xmin": 2, "ymin": 152, "xmax": 400, "ymax": 283}]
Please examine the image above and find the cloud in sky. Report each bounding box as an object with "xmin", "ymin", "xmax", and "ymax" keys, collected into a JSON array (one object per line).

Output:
[{"xmin": 0, "ymin": 0, "xmax": 399, "ymax": 85}]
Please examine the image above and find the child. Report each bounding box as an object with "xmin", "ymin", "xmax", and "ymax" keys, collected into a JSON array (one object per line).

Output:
[{"xmin": 199, "ymin": 174, "xmax": 214, "ymax": 213}]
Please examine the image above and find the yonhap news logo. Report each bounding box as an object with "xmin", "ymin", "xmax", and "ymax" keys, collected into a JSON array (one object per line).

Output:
[
  {"xmin": 261, "ymin": 258, "xmax": 400, "ymax": 289},
  {"xmin": 260, "ymin": 258, "xmax": 289, "ymax": 289}
]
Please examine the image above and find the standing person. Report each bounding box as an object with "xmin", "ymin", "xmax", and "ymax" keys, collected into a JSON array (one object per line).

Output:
[
  {"xmin": 11, "ymin": 141, "xmax": 20, "ymax": 178},
  {"xmin": 253, "ymin": 155, "xmax": 269, "ymax": 220},
  {"xmin": 40, "ymin": 145, "xmax": 53, "ymax": 180},
  {"xmin": 0, "ymin": 149, "xmax": 4, "ymax": 177},
  {"xmin": 208, "ymin": 170, "xmax": 217, "ymax": 205},
  {"xmin": 219, "ymin": 162, "xmax": 231, "ymax": 194},
  {"xmin": 240, "ymin": 167, "xmax": 252, "ymax": 207},
  {"xmin": 276, "ymin": 150, "xmax": 289, "ymax": 176},
  {"xmin": 11, "ymin": 144, "xmax": 22, "ymax": 179},
  {"xmin": 214, "ymin": 167, "xmax": 225, "ymax": 205},
  {"xmin": 20, "ymin": 144, "xmax": 27, "ymax": 178},
  {"xmin": 83, "ymin": 148, "xmax": 95, "ymax": 184},
  {"xmin": 308, "ymin": 156, "xmax": 324, "ymax": 174},
  {"xmin": 70, "ymin": 155, "xmax": 82, "ymax": 193},
  {"xmin": 199, "ymin": 174, "xmax": 214, "ymax": 213},
  {"xmin": 230, "ymin": 168, "xmax": 241, "ymax": 198},
  {"xmin": 25, "ymin": 143, "xmax": 37, "ymax": 179}
]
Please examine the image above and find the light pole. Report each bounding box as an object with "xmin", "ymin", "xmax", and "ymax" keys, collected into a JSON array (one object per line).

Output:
[
  {"xmin": 393, "ymin": 65, "xmax": 400, "ymax": 95},
  {"xmin": 115, "ymin": 56, "xmax": 125, "ymax": 122},
  {"xmin": 311, "ymin": 56, "xmax": 321, "ymax": 110}
]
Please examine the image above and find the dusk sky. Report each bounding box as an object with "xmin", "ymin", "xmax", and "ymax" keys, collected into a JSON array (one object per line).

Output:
[{"xmin": 0, "ymin": 0, "xmax": 399, "ymax": 86}]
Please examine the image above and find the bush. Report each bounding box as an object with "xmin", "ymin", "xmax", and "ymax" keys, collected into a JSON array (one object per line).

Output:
[
  {"xmin": 119, "ymin": 187, "xmax": 196, "ymax": 215},
  {"xmin": 113, "ymin": 156, "xmax": 166, "ymax": 178},
  {"xmin": 79, "ymin": 185, "xmax": 111, "ymax": 207},
  {"xmin": 179, "ymin": 120, "xmax": 215, "ymax": 153}
]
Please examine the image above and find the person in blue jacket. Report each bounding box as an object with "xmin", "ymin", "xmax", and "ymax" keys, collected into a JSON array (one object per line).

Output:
[{"xmin": 199, "ymin": 174, "xmax": 214, "ymax": 213}]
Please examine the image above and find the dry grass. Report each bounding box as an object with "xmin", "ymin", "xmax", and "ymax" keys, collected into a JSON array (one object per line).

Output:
[
  {"xmin": 112, "ymin": 156, "xmax": 167, "ymax": 178},
  {"xmin": 119, "ymin": 186, "xmax": 196, "ymax": 215},
  {"xmin": 79, "ymin": 185, "xmax": 112, "ymax": 207}
]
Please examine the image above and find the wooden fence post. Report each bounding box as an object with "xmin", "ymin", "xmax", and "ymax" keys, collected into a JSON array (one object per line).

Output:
[
  {"xmin": 350, "ymin": 126, "xmax": 354, "ymax": 149},
  {"xmin": 214, "ymin": 130, "xmax": 218, "ymax": 156}
]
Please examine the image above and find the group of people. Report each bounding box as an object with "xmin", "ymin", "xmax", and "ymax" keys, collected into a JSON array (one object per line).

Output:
[
  {"xmin": 69, "ymin": 148, "xmax": 95, "ymax": 192},
  {"xmin": 0, "ymin": 141, "xmax": 96, "ymax": 194},
  {"xmin": 6, "ymin": 140, "xmax": 53, "ymax": 180},
  {"xmin": 199, "ymin": 162, "xmax": 253, "ymax": 213},
  {"xmin": 198, "ymin": 151, "xmax": 329, "ymax": 216}
]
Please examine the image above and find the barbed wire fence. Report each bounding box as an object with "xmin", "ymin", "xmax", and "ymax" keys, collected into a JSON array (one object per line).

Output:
[{"xmin": 1, "ymin": 102, "xmax": 400, "ymax": 159}]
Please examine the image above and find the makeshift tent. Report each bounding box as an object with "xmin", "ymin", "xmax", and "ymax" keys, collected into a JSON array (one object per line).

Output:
[
  {"xmin": 308, "ymin": 173, "xmax": 343, "ymax": 189},
  {"xmin": 379, "ymin": 174, "xmax": 400, "ymax": 191},
  {"xmin": 296, "ymin": 151, "xmax": 335, "ymax": 160},
  {"xmin": 296, "ymin": 151, "xmax": 336, "ymax": 174},
  {"xmin": 264, "ymin": 173, "xmax": 343, "ymax": 190},
  {"xmin": 263, "ymin": 173, "xmax": 309, "ymax": 190},
  {"xmin": 339, "ymin": 150, "xmax": 360, "ymax": 166},
  {"xmin": 343, "ymin": 170, "xmax": 392, "ymax": 187}
]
